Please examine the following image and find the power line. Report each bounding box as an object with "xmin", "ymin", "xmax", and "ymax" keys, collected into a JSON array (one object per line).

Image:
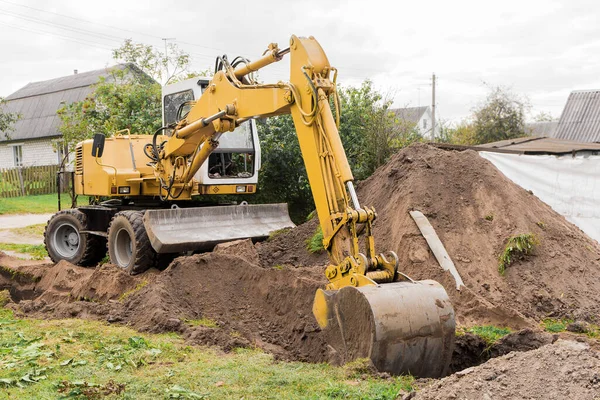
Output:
[
  {"xmin": 0, "ymin": 20, "xmax": 114, "ymax": 51},
  {"xmin": 0, "ymin": 0, "xmax": 164, "ymax": 40},
  {"xmin": 0, "ymin": 8, "xmax": 123, "ymax": 44}
]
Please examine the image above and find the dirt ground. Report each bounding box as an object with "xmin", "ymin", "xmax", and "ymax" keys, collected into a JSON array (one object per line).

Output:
[
  {"xmin": 2, "ymin": 143, "xmax": 600, "ymax": 397},
  {"xmin": 415, "ymin": 339, "xmax": 600, "ymax": 400}
]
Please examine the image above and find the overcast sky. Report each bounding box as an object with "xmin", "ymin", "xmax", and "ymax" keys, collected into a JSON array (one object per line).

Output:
[{"xmin": 1, "ymin": 0, "xmax": 599, "ymax": 123}]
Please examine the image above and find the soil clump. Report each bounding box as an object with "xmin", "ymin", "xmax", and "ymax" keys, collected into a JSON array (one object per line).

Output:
[{"xmin": 416, "ymin": 339, "xmax": 600, "ymax": 399}]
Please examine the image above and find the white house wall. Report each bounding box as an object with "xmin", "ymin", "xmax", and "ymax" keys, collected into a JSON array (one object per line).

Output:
[
  {"xmin": 479, "ymin": 151, "xmax": 600, "ymax": 243},
  {"xmin": 0, "ymin": 138, "xmax": 61, "ymax": 168},
  {"xmin": 416, "ymin": 109, "xmax": 439, "ymax": 140}
]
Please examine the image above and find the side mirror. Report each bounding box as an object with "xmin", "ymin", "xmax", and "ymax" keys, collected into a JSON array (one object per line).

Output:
[{"xmin": 91, "ymin": 133, "xmax": 105, "ymax": 157}]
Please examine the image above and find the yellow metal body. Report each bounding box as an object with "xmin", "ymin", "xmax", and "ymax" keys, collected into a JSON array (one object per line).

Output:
[
  {"xmin": 75, "ymin": 35, "xmax": 398, "ymax": 327},
  {"xmin": 74, "ymin": 134, "xmax": 255, "ymax": 199}
]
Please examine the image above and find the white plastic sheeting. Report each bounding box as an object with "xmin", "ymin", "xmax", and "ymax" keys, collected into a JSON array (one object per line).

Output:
[{"xmin": 479, "ymin": 151, "xmax": 600, "ymax": 243}]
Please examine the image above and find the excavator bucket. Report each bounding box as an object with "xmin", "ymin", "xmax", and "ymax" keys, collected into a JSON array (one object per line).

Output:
[
  {"xmin": 313, "ymin": 280, "xmax": 455, "ymax": 377},
  {"xmin": 144, "ymin": 203, "xmax": 295, "ymax": 253}
]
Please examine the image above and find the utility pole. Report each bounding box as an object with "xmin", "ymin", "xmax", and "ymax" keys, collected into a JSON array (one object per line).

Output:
[
  {"xmin": 162, "ymin": 38, "xmax": 176, "ymax": 83},
  {"xmin": 432, "ymin": 73, "xmax": 436, "ymax": 140}
]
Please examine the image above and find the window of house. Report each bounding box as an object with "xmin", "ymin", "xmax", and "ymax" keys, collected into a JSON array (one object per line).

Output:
[
  {"xmin": 423, "ymin": 119, "xmax": 428, "ymax": 130},
  {"xmin": 13, "ymin": 145, "xmax": 23, "ymax": 167}
]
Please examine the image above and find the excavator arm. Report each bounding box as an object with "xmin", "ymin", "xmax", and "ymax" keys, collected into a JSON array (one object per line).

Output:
[
  {"xmin": 157, "ymin": 36, "xmax": 395, "ymax": 288},
  {"xmin": 153, "ymin": 35, "xmax": 455, "ymax": 377}
]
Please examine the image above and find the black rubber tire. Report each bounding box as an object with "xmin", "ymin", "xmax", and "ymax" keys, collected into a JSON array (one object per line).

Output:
[
  {"xmin": 44, "ymin": 209, "xmax": 107, "ymax": 266},
  {"xmin": 107, "ymin": 210, "xmax": 157, "ymax": 275}
]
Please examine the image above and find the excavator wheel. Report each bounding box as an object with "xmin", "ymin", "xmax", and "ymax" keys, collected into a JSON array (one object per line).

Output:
[
  {"xmin": 314, "ymin": 279, "xmax": 455, "ymax": 378},
  {"xmin": 44, "ymin": 209, "xmax": 107, "ymax": 266},
  {"xmin": 107, "ymin": 211, "xmax": 157, "ymax": 275}
]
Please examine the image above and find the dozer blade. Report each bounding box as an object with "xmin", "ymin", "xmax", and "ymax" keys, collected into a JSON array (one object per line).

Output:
[
  {"xmin": 144, "ymin": 203, "xmax": 295, "ymax": 253},
  {"xmin": 313, "ymin": 280, "xmax": 455, "ymax": 377}
]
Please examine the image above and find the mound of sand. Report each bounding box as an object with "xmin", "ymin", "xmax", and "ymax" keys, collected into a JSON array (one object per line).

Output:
[
  {"xmin": 415, "ymin": 339, "xmax": 600, "ymax": 400},
  {"xmin": 260, "ymin": 144, "xmax": 600, "ymax": 327}
]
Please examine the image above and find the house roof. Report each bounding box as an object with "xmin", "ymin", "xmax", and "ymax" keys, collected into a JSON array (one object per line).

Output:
[
  {"xmin": 434, "ymin": 136, "xmax": 600, "ymax": 155},
  {"xmin": 390, "ymin": 106, "xmax": 429, "ymax": 124},
  {"xmin": 525, "ymin": 121, "xmax": 558, "ymax": 138},
  {"xmin": 0, "ymin": 64, "xmax": 129, "ymax": 143},
  {"xmin": 554, "ymin": 89, "xmax": 600, "ymax": 143}
]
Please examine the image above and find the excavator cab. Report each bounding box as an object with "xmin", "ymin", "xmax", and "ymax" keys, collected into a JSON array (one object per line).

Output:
[{"xmin": 162, "ymin": 77, "xmax": 261, "ymax": 188}]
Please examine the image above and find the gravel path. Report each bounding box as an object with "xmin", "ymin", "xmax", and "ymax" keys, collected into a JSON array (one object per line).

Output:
[
  {"xmin": 0, "ymin": 213, "xmax": 51, "ymax": 245},
  {"xmin": 0, "ymin": 213, "xmax": 53, "ymax": 229}
]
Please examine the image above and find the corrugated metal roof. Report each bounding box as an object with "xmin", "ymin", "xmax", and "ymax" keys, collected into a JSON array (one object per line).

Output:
[
  {"xmin": 390, "ymin": 106, "xmax": 429, "ymax": 125},
  {"xmin": 555, "ymin": 90, "xmax": 600, "ymax": 143},
  {"xmin": 0, "ymin": 64, "xmax": 127, "ymax": 142},
  {"xmin": 433, "ymin": 137, "xmax": 600, "ymax": 155},
  {"xmin": 525, "ymin": 121, "xmax": 558, "ymax": 138}
]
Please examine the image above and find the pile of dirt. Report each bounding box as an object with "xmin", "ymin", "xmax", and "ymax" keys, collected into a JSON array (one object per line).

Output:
[
  {"xmin": 260, "ymin": 144, "xmax": 600, "ymax": 328},
  {"xmin": 116, "ymin": 252, "xmax": 330, "ymax": 362},
  {"xmin": 1, "ymin": 248, "xmax": 330, "ymax": 363},
  {"xmin": 415, "ymin": 339, "xmax": 600, "ymax": 399}
]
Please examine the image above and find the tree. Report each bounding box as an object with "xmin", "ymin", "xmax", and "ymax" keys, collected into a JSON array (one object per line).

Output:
[
  {"xmin": 58, "ymin": 40, "xmax": 203, "ymax": 152},
  {"xmin": 337, "ymin": 80, "xmax": 421, "ymax": 180},
  {"xmin": 438, "ymin": 120, "xmax": 478, "ymax": 145},
  {"xmin": 112, "ymin": 39, "xmax": 193, "ymax": 85},
  {"xmin": 472, "ymin": 86, "xmax": 530, "ymax": 144},
  {"xmin": 57, "ymin": 66, "xmax": 162, "ymax": 151},
  {"xmin": 532, "ymin": 111, "xmax": 556, "ymax": 122},
  {"xmin": 0, "ymin": 97, "xmax": 20, "ymax": 140},
  {"xmin": 254, "ymin": 116, "xmax": 314, "ymax": 222}
]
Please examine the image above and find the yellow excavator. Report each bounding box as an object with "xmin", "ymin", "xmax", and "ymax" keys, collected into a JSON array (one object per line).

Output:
[{"xmin": 44, "ymin": 35, "xmax": 455, "ymax": 377}]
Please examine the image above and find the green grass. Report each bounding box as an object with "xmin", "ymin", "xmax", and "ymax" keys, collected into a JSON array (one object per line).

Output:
[
  {"xmin": 306, "ymin": 226, "xmax": 324, "ymax": 254},
  {"xmin": 541, "ymin": 318, "xmax": 600, "ymax": 338},
  {"xmin": 541, "ymin": 318, "xmax": 572, "ymax": 333},
  {"xmin": 498, "ymin": 233, "xmax": 538, "ymax": 275},
  {"xmin": 0, "ymin": 308, "xmax": 414, "ymax": 399},
  {"xmin": 0, "ymin": 194, "xmax": 89, "ymax": 215},
  {"xmin": 5, "ymin": 224, "xmax": 46, "ymax": 237},
  {"xmin": 0, "ymin": 243, "xmax": 47, "ymax": 260},
  {"xmin": 463, "ymin": 325, "xmax": 512, "ymax": 345}
]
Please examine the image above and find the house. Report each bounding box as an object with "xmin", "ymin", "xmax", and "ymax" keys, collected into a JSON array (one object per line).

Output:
[
  {"xmin": 390, "ymin": 106, "xmax": 438, "ymax": 140},
  {"xmin": 554, "ymin": 89, "xmax": 600, "ymax": 143},
  {"xmin": 0, "ymin": 64, "xmax": 131, "ymax": 169},
  {"xmin": 436, "ymin": 137, "xmax": 600, "ymax": 242}
]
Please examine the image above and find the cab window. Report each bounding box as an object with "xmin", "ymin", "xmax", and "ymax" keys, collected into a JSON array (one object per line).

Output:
[{"xmin": 163, "ymin": 89, "xmax": 194, "ymax": 126}]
